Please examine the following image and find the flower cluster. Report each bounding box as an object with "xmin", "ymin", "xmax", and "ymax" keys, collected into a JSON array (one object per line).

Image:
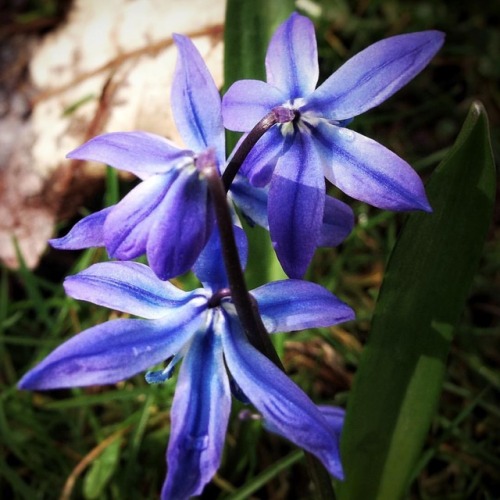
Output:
[{"xmin": 19, "ymin": 12, "xmax": 443, "ymax": 500}]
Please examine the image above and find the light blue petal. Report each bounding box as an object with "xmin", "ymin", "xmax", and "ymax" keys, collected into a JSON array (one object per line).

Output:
[
  {"xmin": 268, "ymin": 133, "xmax": 325, "ymax": 278},
  {"xmin": 222, "ymin": 80, "xmax": 286, "ymax": 132},
  {"xmin": 147, "ymin": 168, "xmax": 214, "ymax": 280},
  {"xmin": 264, "ymin": 405, "xmax": 345, "ymax": 439},
  {"xmin": 230, "ymin": 180, "xmax": 355, "ymax": 250},
  {"xmin": 162, "ymin": 311, "xmax": 230, "ymax": 499},
  {"xmin": 316, "ymin": 122, "xmax": 431, "ymax": 211},
  {"xmin": 265, "ymin": 13, "xmax": 319, "ymax": 99},
  {"xmin": 229, "ymin": 177, "xmax": 269, "ymax": 229},
  {"xmin": 318, "ymin": 406, "xmax": 345, "ymax": 436},
  {"xmin": 237, "ymin": 126, "xmax": 284, "ymax": 187},
  {"xmin": 305, "ymin": 31, "xmax": 445, "ymax": 120},
  {"xmin": 50, "ymin": 207, "xmax": 112, "ymax": 250},
  {"xmin": 220, "ymin": 308, "xmax": 344, "ymax": 479},
  {"xmin": 193, "ymin": 224, "xmax": 248, "ymax": 292},
  {"xmin": 319, "ymin": 196, "xmax": 354, "ymax": 247},
  {"xmin": 103, "ymin": 171, "xmax": 178, "ymax": 260},
  {"xmin": 251, "ymin": 280, "xmax": 354, "ymax": 333},
  {"xmin": 172, "ymin": 35, "xmax": 225, "ymax": 165},
  {"xmin": 66, "ymin": 131, "xmax": 192, "ymax": 176},
  {"xmin": 18, "ymin": 308, "xmax": 205, "ymax": 390},
  {"xmin": 64, "ymin": 261, "xmax": 205, "ymax": 319}
]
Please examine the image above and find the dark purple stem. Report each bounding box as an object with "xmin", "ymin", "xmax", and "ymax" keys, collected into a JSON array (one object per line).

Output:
[
  {"xmin": 203, "ymin": 161, "xmax": 284, "ymax": 369},
  {"xmin": 222, "ymin": 107, "xmax": 295, "ymax": 192}
]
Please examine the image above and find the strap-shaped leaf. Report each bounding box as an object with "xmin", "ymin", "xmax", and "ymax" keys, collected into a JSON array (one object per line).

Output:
[
  {"xmin": 224, "ymin": 0, "xmax": 294, "ymax": 86},
  {"xmin": 338, "ymin": 101, "xmax": 496, "ymax": 499}
]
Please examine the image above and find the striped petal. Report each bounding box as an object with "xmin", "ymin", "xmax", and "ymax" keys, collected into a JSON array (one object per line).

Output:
[
  {"xmin": 104, "ymin": 172, "xmax": 179, "ymax": 260},
  {"xmin": 268, "ymin": 132, "xmax": 325, "ymax": 278},
  {"xmin": 172, "ymin": 35, "xmax": 225, "ymax": 165},
  {"xmin": 146, "ymin": 168, "xmax": 214, "ymax": 280},
  {"xmin": 265, "ymin": 13, "xmax": 319, "ymax": 98},
  {"xmin": 18, "ymin": 308, "xmax": 205, "ymax": 390},
  {"xmin": 67, "ymin": 131, "xmax": 191, "ymax": 176},
  {"xmin": 315, "ymin": 122, "xmax": 431, "ymax": 211},
  {"xmin": 50, "ymin": 207, "xmax": 111, "ymax": 250},
  {"xmin": 251, "ymin": 280, "xmax": 354, "ymax": 333},
  {"xmin": 162, "ymin": 312, "xmax": 230, "ymax": 499},
  {"xmin": 64, "ymin": 261, "xmax": 205, "ymax": 319},
  {"xmin": 305, "ymin": 31, "xmax": 445, "ymax": 120}
]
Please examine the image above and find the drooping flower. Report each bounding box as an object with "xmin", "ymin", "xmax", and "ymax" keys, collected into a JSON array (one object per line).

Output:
[
  {"xmin": 51, "ymin": 34, "xmax": 223, "ymax": 281},
  {"xmin": 222, "ymin": 13, "xmax": 444, "ymax": 278},
  {"xmin": 19, "ymin": 229, "xmax": 354, "ymax": 499}
]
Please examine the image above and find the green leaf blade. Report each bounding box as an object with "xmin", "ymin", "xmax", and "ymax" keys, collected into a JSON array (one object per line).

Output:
[
  {"xmin": 83, "ymin": 437, "xmax": 122, "ymax": 500},
  {"xmin": 338, "ymin": 101, "xmax": 496, "ymax": 500}
]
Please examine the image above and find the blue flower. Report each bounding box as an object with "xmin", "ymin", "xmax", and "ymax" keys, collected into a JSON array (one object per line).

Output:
[
  {"xmin": 51, "ymin": 34, "xmax": 224, "ymax": 280},
  {"xmin": 19, "ymin": 230, "xmax": 354, "ymax": 499},
  {"xmin": 51, "ymin": 30, "xmax": 355, "ymax": 281},
  {"xmin": 222, "ymin": 13, "xmax": 444, "ymax": 278}
]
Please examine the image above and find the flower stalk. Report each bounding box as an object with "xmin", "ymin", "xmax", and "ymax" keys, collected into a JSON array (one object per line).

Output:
[
  {"xmin": 203, "ymin": 159, "xmax": 283, "ymax": 368},
  {"xmin": 222, "ymin": 111, "xmax": 278, "ymax": 191}
]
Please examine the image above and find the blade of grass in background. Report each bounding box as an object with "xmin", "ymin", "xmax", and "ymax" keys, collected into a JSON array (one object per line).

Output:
[
  {"xmin": 223, "ymin": 0, "xmax": 293, "ymax": 316},
  {"xmin": 338, "ymin": 101, "xmax": 496, "ymax": 500}
]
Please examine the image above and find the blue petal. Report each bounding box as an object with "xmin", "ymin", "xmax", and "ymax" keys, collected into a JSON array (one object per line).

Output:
[
  {"xmin": 222, "ymin": 80, "xmax": 286, "ymax": 132},
  {"xmin": 305, "ymin": 31, "xmax": 445, "ymax": 120},
  {"xmin": 230, "ymin": 179, "xmax": 355, "ymax": 250},
  {"xmin": 265, "ymin": 13, "xmax": 319, "ymax": 99},
  {"xmin": 251, "ymin": 280, "xmax": 354, "ymax": 333},
  {"xmin": 268, "ymin": 132, "xmax": 325, "ymax": 278},
  {"xmin": 50, "ymin": 207, "xmax": 111, "ymax": 250},
  {"xmin": 67, "ymin": 131, "xmax": 192, "ymax": 176},
  {"xmin": 193, "ymin": 223, "xmax": 248, "ymax": 292},
  {"xmin": 319, "ymin": 196, "xmax": 354, "ymax": 247},
  {"xmin": 237, "ymin": 126, "xmax": 284, "ymax": 187},
  {"xmin": 104, "ymin": 172, "xmax": 179, "ymax": 260},
  {"xmin": 18, "ymin": 309, "xmax": 205, "ymax": 390},
  {"xmin": 220, "ymin": 308, "xmax": 344, "ymax": 479},
  {"xmin": 317, "ymin": 406, "xmax": 345, "ymax": 436},
  {"xmin": 162, "ymin": 311, "xmax": 230, "ymax": 499},
  {"xmin": 315, "ymin": 122, "xmax": 431, "ymax": 211},
  {"xmin": 147, "ymin": 168, "xmax": 214, "ymax": 280},
  {"xmin": 264, "ymin": 405, "xmax": 345, "ymax": 440},
  {"xmin": 172, "ymin": 35, "xmax": 225, "ymax": 165},
  {"xmin": 64, "ymin": 261, "xmax": 206, "ymax": 319},
  {"xmin": 229, "ymin": 176, "xmax": 269, "ymax": 229}
]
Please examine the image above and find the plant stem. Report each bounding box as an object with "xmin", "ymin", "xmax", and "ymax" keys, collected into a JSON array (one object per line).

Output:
[
  {"xmin": 204, "ymin": 162, "xmax": 283, "ymax": 369},
  {"xmin": 221, "ymin": 111, "xmax": 277, "ymax": 191}
]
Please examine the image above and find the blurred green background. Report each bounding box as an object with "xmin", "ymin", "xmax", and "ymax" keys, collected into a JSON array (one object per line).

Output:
[{"xmin": 1, "ymin": 0, "xmax": 498, "ymax": 498}]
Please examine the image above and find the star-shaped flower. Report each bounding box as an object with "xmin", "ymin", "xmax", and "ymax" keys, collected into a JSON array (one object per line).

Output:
[
  {"xmin": 19, "ymin": 229, "xmax": 354, "ymax": 499},
  {"xmin": 51, "ymin": 34, "xmax": 223, "ymax": 280},
  {"xmin": 222, "ymin": 13, "xmax": 444, "ymax": 278}
]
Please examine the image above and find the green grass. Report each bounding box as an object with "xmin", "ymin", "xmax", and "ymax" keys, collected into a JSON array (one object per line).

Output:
[{"xmin": 2, "ymin": 1, "xmax": 499, "ymax": 498}]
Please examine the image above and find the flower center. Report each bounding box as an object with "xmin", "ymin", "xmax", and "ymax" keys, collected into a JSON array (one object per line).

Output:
[
  {"xmin": 208, "ymin": 288, "xmax": 231, "ymax": 308},
  {"xmin": 272, "ymin": 106, "xmax": 296, "ymax": 124}
]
